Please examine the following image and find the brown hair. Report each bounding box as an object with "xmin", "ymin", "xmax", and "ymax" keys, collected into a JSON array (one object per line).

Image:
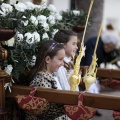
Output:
[
  {"xmin": 29, "ymin": 40, "xmax": 64, "ymax": 80},
  {"xmin": 54, "ymin": 29, "xmax": 77, "ymax": 44}
]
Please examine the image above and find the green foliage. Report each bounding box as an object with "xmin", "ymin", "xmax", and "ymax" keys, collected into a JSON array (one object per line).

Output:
[
  {"xmin": 61, "ymin": 10, "xmax": 92, "ymax": 29},
  {"xmin": 0, "ymin": 1, "xmax": 92, "ymax": 83}
]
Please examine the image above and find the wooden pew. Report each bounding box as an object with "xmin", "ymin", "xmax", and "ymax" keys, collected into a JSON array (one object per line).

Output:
[
  {"xmin": 6, "ymin": 85, "xmax": 120, "ymax": 111},
  {"xmin": 1, "ymin": 67, "xmax": 120, "ymax": 119},
  {"xmin": 81, "ymin": 66, "xmax": 120, "ymax": 79},
  {"xmin": 97, "ymin": 68, "xmax": 120, "ymax": 79}
]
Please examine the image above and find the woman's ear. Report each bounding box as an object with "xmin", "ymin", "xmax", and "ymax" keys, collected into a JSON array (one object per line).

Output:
[{"xmin": 45, "ymin": 56, "xmax": 51, "ymax": 64}]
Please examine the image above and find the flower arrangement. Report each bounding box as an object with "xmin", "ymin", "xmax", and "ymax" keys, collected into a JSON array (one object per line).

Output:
[
  {"xmin": 61, "ymin": 10, "xmax": 90, "ymax": 29},
  {"xmin": 0, "ymin": 1, "xmax": 91, "ymax": 84}
]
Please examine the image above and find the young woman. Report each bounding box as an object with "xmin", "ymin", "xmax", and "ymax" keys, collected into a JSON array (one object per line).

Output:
[{"xmin": 26, "ymin": 40, "xmax": 70, "ymax": 120}]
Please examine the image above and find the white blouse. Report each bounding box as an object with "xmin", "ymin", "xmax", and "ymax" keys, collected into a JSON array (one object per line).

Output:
[{"xmin": 54, "ymin": 56, "xmax": 79, "ymax": 91}]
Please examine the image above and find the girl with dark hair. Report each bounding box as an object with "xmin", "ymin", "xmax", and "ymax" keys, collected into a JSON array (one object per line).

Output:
[
  {"xmin": 54, "ymin": 29, "xmax": 79, "ymax": 91},
  {"xmin": 26, "ymin": 40, "xmax": 71, "ymax": 120},
  {"xmin": 30, "ymin": 40, "xmax": 65, "ymax": 81}
]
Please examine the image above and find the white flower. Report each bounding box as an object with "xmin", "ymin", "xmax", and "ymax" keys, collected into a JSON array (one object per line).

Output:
[
  {"xmin": 4, "ymin": 64, "xmax": 13, "ymax": 75},
  {"xmin": 33, "ymin": 32, "xmax": 40, "ymax": 42},
  {"xmin": 30, "ymin": 55, "xmax": 36, "ymax": 66},
  {"xmin": 34, "ymin": 4, "xmax": 42, "ymax": 11},
  {"xmin": 48, "ymin": 4, "xmax": 56, "ymax": 13},
  {"xmin": 0, "ymin": 10, "xmax": 5, "ymax": 16},
  {"xmin": 47, "ymin": 15, "xmax": 55, "ymax": 25},
  {"xmin": 37, "ymin": 15, "xmax": 47, "ymax": 24},
  {"xmin": 30, "ymin": 16, "xmax": 38, "ymax": 26},
  {"xmin": 72, "ymin": 10, "xmax": 80, "ymax": 16},
  {"xmin": 0, "ymin": 3, "xmax": 13, "ymax": 16},
  {"xmin": 6, "ymin": 37, "xmax": 15, "ymax": 46},
  {"xmin": 42, "ymin": 22, "xmax": 49, "ymax": 31},
  {"xmin": 54, "ymin": 13, "xmax": 62, "ymax": 21},
  {"xmin": 14, "ymin": 2, "xmax": 27, "ymax": 12},
  {"xmin": 35, "ymin": 3, "xmax": 46, "ymax": 11},
  {"xmin": 24, "ymin": 32, "xmax": 34, "ymax": 44},
  {"xmin": 1, "ymin": 3, "xmax": 13, "ymax": 12},
  {"xmin": 41, "ymin": 0, "xmax": 47, "ymax": 4},
  {"xmin": 22, "ymin": 20, "xmax": 28, "ymax": 26},
  {"xmin": 2, "ymin": 39, "xmax": 14, "ymax": 46},
  {"xmin": 24, "ymin": 2, "xmax": 35, "ymax": 10},
  {"xmin": 21, "ymin": 16, "xmax": 28, "ymax": 26},
  {"xmin": 42, "ymin": 33, "xmax": 49, "ymax": 39},
  {"xmin": 52, "ymin": 29, "xmax": 59, "ymax": 38},
  {"xmin": 41, "ymin": 3, "xmax": 47, "ymax": 9},
  {"xmin": 16, "ymin": 33, "xmax": 23, "ymax": 42}
]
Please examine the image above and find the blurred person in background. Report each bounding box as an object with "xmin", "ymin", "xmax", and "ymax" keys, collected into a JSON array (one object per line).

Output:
[
  {"xmin": 81, "ymin": 32, "xmax": 119, "ymax": 67},
  {"xmin": 80, "ymin": 32, "xmax": 119, "ymax": 116}
]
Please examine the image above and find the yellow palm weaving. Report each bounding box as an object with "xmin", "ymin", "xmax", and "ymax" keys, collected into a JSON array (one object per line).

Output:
[
  {"xmin": 83, "ymin": 21, "xmax": 103, "ymax": 91},
  {"xmin": 69, "ymin": 0, "xmax": 94, "ymax": 91}
]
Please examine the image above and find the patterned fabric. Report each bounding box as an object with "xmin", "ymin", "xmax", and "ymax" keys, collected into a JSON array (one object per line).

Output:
[
  {"xmin": 101, "ymin": 79, "xmax": 120, "ymax": 89},
  {"xmin": 64, "ymin": 92, "xmax": 97, "ymax": 120},
  {"xmin": 30, "ymin": 72, "xmax": 57, "ymax": 89},
  {"xmin": 25, "ymin": 103, "xmax": 67, "ymax": 120},
  {"xmin": 55, "ymin": 114, "xmax": 70, "ymax": 120},
  {"xmin": 26, "ymin": 71, "xmax": 68, "ymax": 120},
  {"xmin": 113, "ymin": 111, "xmax": 120, "ymax": 120},
  {"xmin": 101, "ymin": 69, "xmax": 120, "ymax": 89},
  {"xmin": 15, "ymin": 87, "xmax": 50, "ymax": 116}
]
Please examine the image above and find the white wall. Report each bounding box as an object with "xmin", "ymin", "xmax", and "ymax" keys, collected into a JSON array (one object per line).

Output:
[
  {"xmin": 52, "ymin": 0, "xmax": 70, "ymax": 12},
  {"xmin": 103, "ymin": 0, "xmax": 120, "ymax": 31}
]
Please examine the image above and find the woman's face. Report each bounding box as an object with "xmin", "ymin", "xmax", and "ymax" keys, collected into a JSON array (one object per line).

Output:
[
  {"xmin": 103, "ymin": 43, "xmax": 116, "ymax": 53},
  {"xmin": 46, "ymin": 49, "xmax": 65, "ymax": 73},
  {"xmin": 64, "ymin": 36, "xmax": 78, "ymax": 57}
]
